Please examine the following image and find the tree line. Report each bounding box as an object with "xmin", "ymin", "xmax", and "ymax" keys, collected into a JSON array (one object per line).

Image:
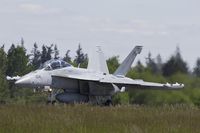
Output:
[
  {"xmin": 1, "ymin": 38, "xmax": 200, "ymax": 105},
  {"xmin": 0, "ymin": 39, "xmax": 88, "ymax": 103}
]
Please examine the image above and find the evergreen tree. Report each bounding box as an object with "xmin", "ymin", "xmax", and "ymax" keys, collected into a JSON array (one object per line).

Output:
[
  {"xmin": 107, "ymin": 56, "xmax": 120, "ymax": 74},
  {"xmin": 0, "ymin": 45, "xmax": 7, "ymax": 74},
  {"xmin": 31, "ymin": 43, "xmax": 41, "ymax": 69},
  {"xmin": 135, "ymin": 60, "xmax": 144, "ymax": 73},
  {"xmin": 146, "ymin": 52, "xmax": 159, "ymax": 74},
  {"xmin": 6, "ymin": 44, "xmax": 30, "ymax": 98},
  {"xmin": 6, "ymin": 44, "xmax": 29, "ymax": 76},
  {"xmin": 6, "ymin": 44, "xmax": 16, "ymax": 76},
  {"xmin": 63, "ymin": 50, "xmax": 72, "ymax": 63},
  {"xmin": 41, "ymin": 44, "xmax": 53, "ymax": 64},
  {"xmin": 54, "ymin": 44, "xmax": 59, "ymax": 59},
  {"xmin": 80, "ymin": 54, "xmax": 88, "ymax": 68},
  {"xmin": 193, "ymin": 58, "xmax": 200, "ymax": 77},
  {"xmin": 74, "ymin": 44, "xmax": 88, "ymax": 67},
  {"xmin": 162, "ymin": 46, "xmax": 188, "ymax": 76},
  {"xmin": 156, "ymin": 54, "xmax": 163, "ymax": 74},
  {"xmin": 0, "ymin": 45, "xmax": 9, "ymax": 101},
  {"xmin": 41, "ymin": 45, "xmax": 47, "ymax": 64},
  {"xmin": 46, "ymin": 44, "xmax": 53, "ymax": 61}
]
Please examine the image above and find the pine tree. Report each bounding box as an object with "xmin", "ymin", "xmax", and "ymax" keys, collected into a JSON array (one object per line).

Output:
[
  {"xmin": 63, "ymin": 50, "xmax": 72, "ymax": 63},
  {"xmin": 107, "ymin": 56, "xmax": 120, "ymax": 74},
  {"xmin": 162, "ymin": 46, "xmax": 188, "ymax": 76},
  {"xmin": 46, "ymin": 44, "xmax": 53, "ymax": 61},
  {"xmin": 54, "ymin": 44, "xmax": 59, "ymax": 59},
  {"xmin": 0, "ymin": 45, "xmax": 7, "ymax": 74},
  {"xmin": 6, "ymin": 44, "xmax": 30, "ymax": 98},
  {"xmin": 193, "ymin": 58, "xmax": 200, "ymax": 77},
  {"xmin": 41, "ymin": 45, "xmax": 47, "ymax": 64},
  {"xmin": 81, "ymin": 54, "xmax": 88, "ymax": 68},
  {"xmin": 135, "ymin": 60, "xmax": 144, "ymax": 73},
  {"xmin": 31, "ymin": 43, "xmax": 41, "ymax": 69},
  {"xmin": 41, "ymin": 44, "xmax": 53, "ymax": 64},
  {"xmin": 6, "ymin": 44, "xmax": 29, "ymax": 76},
  {"xmin": 146, "ymin": 52, "xmax": 159, "ymax": 74},
  {"xmin": 6, "ymin": 44, "xmax": 16, "ymax": 76},
  {"xmin": 156, "ymin": 54, "xmax": 163, "ymax": 74},
  {"xmin": 0, "ymin": 45, "xmax": 9, "ymax": 101},
  {"xmin": 74, "ymin": 44, "xmax": 88, "ymax": 67}
]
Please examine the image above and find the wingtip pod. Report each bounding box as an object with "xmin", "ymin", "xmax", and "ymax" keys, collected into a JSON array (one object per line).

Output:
[
  {"xmin": 164, "ymin": 82, "xmax": 184, "ymax": 89},
  {"xmin": 6, "ymin": 75, "xmax": 21, "ymax": 81},
  {"xmin": 6, "ymin": 76, "xmax": 11, "ymax": 80}
]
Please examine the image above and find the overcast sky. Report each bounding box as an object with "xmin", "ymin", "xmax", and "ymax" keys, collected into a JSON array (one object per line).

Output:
[{"xmin": 0, "ymin": 0, "xmax": 199, "ymax": 69}]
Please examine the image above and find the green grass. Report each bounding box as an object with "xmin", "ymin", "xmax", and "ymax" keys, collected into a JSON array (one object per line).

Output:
[{"xmin": 0, "ymin": 104, "xmax": 200, "ymax": 133}]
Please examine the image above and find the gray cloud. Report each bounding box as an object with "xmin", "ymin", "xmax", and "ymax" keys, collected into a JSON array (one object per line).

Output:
[{"xmin": 18, "ymin": 3, "xmax": 63, "ymax": 15}]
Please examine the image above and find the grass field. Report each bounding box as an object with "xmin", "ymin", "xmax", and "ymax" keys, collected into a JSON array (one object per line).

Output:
[{"xmin": 0, "ymin": 104, "xmax": 200, "ymax": 133}]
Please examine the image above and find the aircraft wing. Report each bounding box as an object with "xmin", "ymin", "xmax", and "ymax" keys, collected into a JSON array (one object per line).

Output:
[
  {"xmin": 52, "ymin": 73, "xmax": 184, "ymax": 90},
  {"xmin": 99, "ymin": 77, "xmax": 184, "ymax": 90}
]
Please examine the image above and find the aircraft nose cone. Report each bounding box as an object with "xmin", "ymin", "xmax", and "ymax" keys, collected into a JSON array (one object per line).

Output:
[{"xmin": 15, "ymin": 77, "xmax": 31, "ymax": 86}]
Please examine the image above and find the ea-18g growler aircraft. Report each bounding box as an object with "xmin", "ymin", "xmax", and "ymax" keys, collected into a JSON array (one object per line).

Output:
[{"xmin": 8, "ymin": 46, "xmax": 184, "ymax": 105}]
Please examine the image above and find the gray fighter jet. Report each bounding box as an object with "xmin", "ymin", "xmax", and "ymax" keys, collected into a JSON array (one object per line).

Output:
[{"xmin": 8, "ymin": 46, "xmax": 184, "ymax": 104}]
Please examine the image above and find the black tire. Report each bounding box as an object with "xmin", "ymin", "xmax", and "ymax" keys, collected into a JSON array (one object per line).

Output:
[
  {"xmin": 52, "ymin": 100, "xmax": 57, "ymax": 105},
  {"xmin": 105, "ymin": 99, "xmax": 113, "ymax": 106},
  {"xmin": 46, "ymin": 100, "xmax": 56, "ymax": 105}
]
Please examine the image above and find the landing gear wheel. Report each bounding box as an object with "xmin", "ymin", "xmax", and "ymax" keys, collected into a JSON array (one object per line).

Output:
[
  {"xmin": 105, "ymin": 99, "xmax": 113, "ymax": 106},
  {"xmin": 46, "ymin": 100, "xmax": 57, "ymax": 105},
  {"xmin": 52, "ymin": 100, "xmax": 57, "ymax": 105}
]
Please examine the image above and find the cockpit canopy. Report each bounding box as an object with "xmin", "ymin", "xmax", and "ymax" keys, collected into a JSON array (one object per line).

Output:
[{"xmin": 40, "ymin": 59, "xmax": 72, "ymax": 70}]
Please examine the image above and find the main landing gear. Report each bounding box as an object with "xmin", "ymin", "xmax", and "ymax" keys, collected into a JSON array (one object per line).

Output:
[
  {"xmin": 89, "ymin": 96, "xmax": 113, "ymax": 106},
  {"xmin": 104, "ymin": 99, "xmax": 113, "ymax": 106}
]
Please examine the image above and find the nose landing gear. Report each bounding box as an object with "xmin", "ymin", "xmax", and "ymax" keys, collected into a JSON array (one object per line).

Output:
[{"xmin": 46, "ymin": 88, "xmax": 61, "ymax": 105}]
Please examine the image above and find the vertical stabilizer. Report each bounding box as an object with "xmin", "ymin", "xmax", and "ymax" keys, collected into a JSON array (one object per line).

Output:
[
  {"xmin": 114, "ymin": 46, "xmax": 142, "ymax": 76},
  {"xmin": 87, "ymin": 46, "xmax": 109, "ymax": 74}
]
